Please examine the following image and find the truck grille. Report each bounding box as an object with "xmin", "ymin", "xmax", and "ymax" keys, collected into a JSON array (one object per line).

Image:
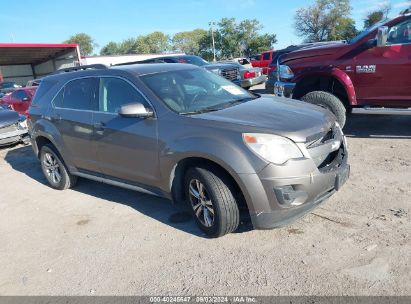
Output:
[
  {"xmin": 0, "ymin": 123, "xmax": 18, "ymax": 134},
  {"xmin": 221, "ymin": 68, "xmax": 239, "ymax": 81}
]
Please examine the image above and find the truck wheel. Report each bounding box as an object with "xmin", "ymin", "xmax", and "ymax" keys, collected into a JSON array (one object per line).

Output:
[
  {"xmin": 301, "ymin": 91, "xmax": 346, "ymax": 128},
  {"xmin": 40, "ymin": 144, "xmax": 77, "ymax": 190},
  {"xmin": 185, "ymin": 166, "xmax": 240, "ymax": 238}
]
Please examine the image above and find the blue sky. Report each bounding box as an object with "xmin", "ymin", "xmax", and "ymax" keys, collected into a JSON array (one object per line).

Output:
[{"xmin": 0, "ymin": 0, "xmax": 410, "ymax": 53}]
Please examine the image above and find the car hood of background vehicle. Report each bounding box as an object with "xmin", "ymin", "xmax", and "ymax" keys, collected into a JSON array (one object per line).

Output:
[
  {"xmin": 193, "ymin": 96, "xmax": 335, "ymax": 143},
  {"xmin": 203, "ymin": 63, "xmax": 239, "ymax": 70},
  {"xmin": 0, "ymin": 109, "xmax": 19, "ymax": 128},
  {"xmin": 283, "ymin": 42, "xmax": 347, "ymax": 63}
]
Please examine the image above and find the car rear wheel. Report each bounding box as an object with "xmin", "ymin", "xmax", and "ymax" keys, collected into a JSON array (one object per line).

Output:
[
  {"xmin": 301, "ymin": 91, "xmax": 346, "ymax": 128},
  {"xmin": 185, "ymin": 167, "xmax": 240, "ymax": 238},
  {"xmin": 40, "ymin": 144, "xmax": 77, "ymax": 190}
]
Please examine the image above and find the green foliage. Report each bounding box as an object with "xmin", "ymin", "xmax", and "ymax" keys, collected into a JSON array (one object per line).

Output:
[
  {"xmin": 172, "ymin": 29, "xmax": 208, "ymax": 54},
  {"xmin": 64, "ymin": 33, "xmax": 96, "ymax": 56},
  {"xmin": 100, "ymin": 41, "xmax": 119, "ymax": 55},
  {"xmin": 135, "ymin": 32, "xmax": 170, "ymax": 53},
  {"xmin": 294, "ymin": 0, "xmax": 357, "ymax": 42},
  {"xmin": 98, "ymin": 18, "xmax": 277, "ymax": 59},
  {"xmin": 364, "ymin": 11, "xmax": 384, "ymax": 29}
]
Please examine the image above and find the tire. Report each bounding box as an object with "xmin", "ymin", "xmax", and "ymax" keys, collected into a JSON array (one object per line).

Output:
[
  {"xmin": 185, "ymin": 166, "xmax": 240, "ymax": 238},
  {"xmin": 301, "ymin": 91, "xmax": 346, "ymax": 128},
  {"xmin": 40, "ymin": 144, "xmax": 77, "ymax": 190}
]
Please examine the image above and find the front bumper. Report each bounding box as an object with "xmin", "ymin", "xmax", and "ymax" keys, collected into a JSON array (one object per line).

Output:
[
  {"xmin": 241, "ymin": 74, "xmax": 267, "ymax": 88},
  {"xmin": 0, "ymin": 128, "xmax": 28, "ymax": 146},
  {"xmin": 239, "ymin": 130, "xmax": 349, "ymax": 229},
  {"xmin": 265, "ymin": 77, "xmax": 296, "ymax": 98}
]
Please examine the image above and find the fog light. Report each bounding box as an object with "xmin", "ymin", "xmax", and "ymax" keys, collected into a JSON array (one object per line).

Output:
[{"xmin": 274, "ymin": 185, "xmax": 308, "ymax": 207}]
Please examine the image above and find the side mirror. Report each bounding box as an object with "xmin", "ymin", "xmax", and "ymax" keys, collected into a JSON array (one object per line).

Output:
[
  {"xmin": 376, "ymin": 26, "xmax": 389, "ymax": 47},
  {"xmin": 118, "ymin": 102, "xmax": 154, "ymax": 118}
]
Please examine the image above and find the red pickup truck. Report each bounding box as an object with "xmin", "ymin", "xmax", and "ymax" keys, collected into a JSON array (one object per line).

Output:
[
  {"xmin": 251, "ymin": 50, "xmax": 275, "ymax": 75},
  {"xmin": 272, "ymin": 10, "xmax": 411, "ymax": 127}
]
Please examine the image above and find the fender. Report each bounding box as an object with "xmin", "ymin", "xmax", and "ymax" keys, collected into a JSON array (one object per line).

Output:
[
  {"xmin": 30, "ymin": 118, "xmax": 76, "ymax": 171},
  {"xmin": 158, "ymin": 135, "xmax": 267, "ymax": 212},
  {"xmin": 294, "ymin": 67, "xmax": 358, "ymax": 106}
]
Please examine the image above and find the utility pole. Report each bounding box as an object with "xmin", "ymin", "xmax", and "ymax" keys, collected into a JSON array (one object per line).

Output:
[{"xmin": 209, "ymin": 22, "xmax": 216, "ymax": 62}]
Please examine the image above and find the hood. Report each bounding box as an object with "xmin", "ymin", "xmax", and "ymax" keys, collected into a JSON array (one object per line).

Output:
[
  {"xmin": 283, "ymin": 41, "xmax": 348, "ymax": 63},
  {"xmin": 0, "ymin": 108, "xmax": 19, "ymax": 128},
  {"xmin": 192, "ymin": 95, "xmax": 335, "ymax": 143},
  {"xmin": 204, "ymin": 63, "xmax": 239, "ymax": 70}
]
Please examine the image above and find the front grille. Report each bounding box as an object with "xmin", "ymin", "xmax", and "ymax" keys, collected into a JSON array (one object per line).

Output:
[
  {"xmin": 305, "ymin": 124, "xmax": 346, "ymax": 171},
  {"xmin": 0, "ymin": 123, "xmax": 18, "ymax": 134},
  {"xmin": 221, "ymin": 68, "xmax": 239, "ymax": 81}
]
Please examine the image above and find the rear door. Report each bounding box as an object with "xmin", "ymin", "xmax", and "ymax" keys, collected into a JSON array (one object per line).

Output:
[
  {"xmin": 51, "ymin": 77, "xmax": 99, "ymax": 172},
  {"xmin": 353, "ymin": 17, "xmax": 411, "ymax": 106},
  {"xmin": 92, "ymin": 76, "xmax": 159, "ymax": 187}
]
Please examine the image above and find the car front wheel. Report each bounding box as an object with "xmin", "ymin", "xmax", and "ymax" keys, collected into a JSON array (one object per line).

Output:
[{"xmin": 185, "ymin": 167, "xmax": 240, "ymax": 238}]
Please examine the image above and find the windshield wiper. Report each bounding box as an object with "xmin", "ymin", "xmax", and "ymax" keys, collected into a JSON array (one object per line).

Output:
[{"xmin": 180, "ymin": 96, "xmax": 256, "ymax": 115}]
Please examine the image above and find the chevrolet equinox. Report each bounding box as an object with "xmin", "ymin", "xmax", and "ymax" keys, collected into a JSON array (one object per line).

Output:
[{"xmin": 28, "ymin": 63, "xmax": 349, "ymax": 237}]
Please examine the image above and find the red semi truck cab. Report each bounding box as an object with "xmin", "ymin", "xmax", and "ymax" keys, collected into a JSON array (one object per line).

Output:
[{"xmin": 274, "ymin": 11, "xmax": 411, "ymax": 127}]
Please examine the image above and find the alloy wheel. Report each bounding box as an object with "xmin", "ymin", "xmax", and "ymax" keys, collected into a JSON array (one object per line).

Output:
[
  {"xmin": 43, "ymin": 152, "xmax": 62, "ymax": 184},
  {"xmin": 188, "ymin": 179, "xmax": 215, "ymax": 227}
]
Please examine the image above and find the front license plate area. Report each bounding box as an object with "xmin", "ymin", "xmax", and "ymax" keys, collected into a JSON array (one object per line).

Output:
[{"xmin": 335, "ymin": 165, "xmax": 350, "ymax": 191}]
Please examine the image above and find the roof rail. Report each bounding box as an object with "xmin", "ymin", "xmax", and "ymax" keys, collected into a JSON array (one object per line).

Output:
[
  {"xmin": 400, "ymin": 7, "xmax": 411, "ymax": 15},
  {"xmin": 54, "ymin": 64, "xmax": 108, "ymax": 74}
]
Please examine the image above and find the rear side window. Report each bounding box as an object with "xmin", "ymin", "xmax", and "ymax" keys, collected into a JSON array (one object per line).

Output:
[
  {"xmin": 263, "ymin": 53, "xmax": 271, "ymax": 60},
  {"xmin": 56, "ymin": 78, "xmax": 98, "ymax": 111},
  {"xmin": 98, "ymin": 77, "xmax": 148, "ymax": 113},
  {"xmin": 31, "ymin": 80, "xmax": 57, "ymax": 106}
]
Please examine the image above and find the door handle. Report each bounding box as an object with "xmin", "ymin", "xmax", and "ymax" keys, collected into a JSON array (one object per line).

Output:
[{"xmin": 93, "ymin": 122, "xmax": 106, "ymax": 130}]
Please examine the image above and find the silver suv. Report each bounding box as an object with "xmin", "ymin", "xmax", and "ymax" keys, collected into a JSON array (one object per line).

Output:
[{"xmin": 28, "ymin": 63, "xmax": 349, "ymax": 237}]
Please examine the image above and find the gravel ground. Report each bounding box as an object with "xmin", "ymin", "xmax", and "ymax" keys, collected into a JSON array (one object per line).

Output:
[{"xmin": 0, "ymin": 86, "xmax": 410, "ymax": 296}]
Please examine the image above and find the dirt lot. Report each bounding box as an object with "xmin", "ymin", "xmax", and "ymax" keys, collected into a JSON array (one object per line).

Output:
[{"xmin": 0, "ymin": 93, "xmax": 410, "ymax": 295}]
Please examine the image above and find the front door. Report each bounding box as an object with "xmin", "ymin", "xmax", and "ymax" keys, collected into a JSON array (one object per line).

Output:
[
  {"xmin": 353, "ymin": 17, "xmax": 411, "ymax": 106},
  {"xmin": 92, "ymin": 77, "xmax": 159, "ymax": 187}
]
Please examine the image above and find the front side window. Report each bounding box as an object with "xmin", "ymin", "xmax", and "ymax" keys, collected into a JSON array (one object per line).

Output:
[
  {"xmin": 263, "ymin": 53, "xmax": 270, "ymax": 60},
  {"xmin": 59, "ymin": 78, "xmax": 98, "ymax": 111},
  {"xmin": 98, "ymin": 77, "xmax": 148, "ymax": 113},
  {"xmin": 141, "ymin": 68, "xmax": 257, "ymax": 114},
  {"xmin": 387, "ymin": 19, "xmax": 411, "ymax": 45}
]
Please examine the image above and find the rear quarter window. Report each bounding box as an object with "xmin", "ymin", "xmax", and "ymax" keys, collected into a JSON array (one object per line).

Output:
[{"xmin": 31, "ymin": 80, "xmax": 58, "ymax": 106}]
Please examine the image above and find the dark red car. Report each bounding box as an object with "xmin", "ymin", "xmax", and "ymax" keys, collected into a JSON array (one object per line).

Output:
[{"xmin": 0, "ymin": 87, "xmax": 37, "ymax": 116}]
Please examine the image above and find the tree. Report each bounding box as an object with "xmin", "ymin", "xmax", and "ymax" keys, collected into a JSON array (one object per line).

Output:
[
  {"xmin": 294, "ymin": 0, "xmax": 356, "ymax": 42},
  {"xmin": 100, "ymin": 41, "xmax": 119, "ymax": 55},
  {"xmin": 64, "ymin": 33, "xmax": 96, "ymax": 56},
  {"xmin": 172, "ymin": 29, "xmax": 208, "ymax": 54},
  {"xmin": 214, "ymin": 18, "xmax": 277, "ymax": 58},
  {"xmin": 364, "ymin": 4, "xmax": 391, "ymax": 29},
  {"xmin": 134, "ymin": 32, "xmax": 170, "ymax": 54}
]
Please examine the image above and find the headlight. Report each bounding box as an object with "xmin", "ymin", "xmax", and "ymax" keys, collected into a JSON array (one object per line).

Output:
[
  {"xmin": 18, "ymin": 118, "xmax": 28, "ymax": 130},
  {"xmin": 279, "ymin": 65, "xmax": 294, "ymax": 80},
  {"xmin": 243, "ymin": 133, "xmax": 303, "ymax": 165}
]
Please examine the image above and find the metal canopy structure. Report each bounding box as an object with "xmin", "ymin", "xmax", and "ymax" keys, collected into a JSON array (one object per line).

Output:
[{"xmin": 0, "ymin": 43, "xmax": 80, "ymax": 65}]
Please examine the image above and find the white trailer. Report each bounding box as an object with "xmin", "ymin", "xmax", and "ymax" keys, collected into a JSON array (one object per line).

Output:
[{"xmin": 81, "ymin": 53, "xmax": 185, "ymax": 66}]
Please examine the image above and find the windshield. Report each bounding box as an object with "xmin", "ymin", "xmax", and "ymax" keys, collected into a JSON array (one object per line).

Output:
[
  {"xmin": 349, "ymin": 19, "xmax": 387, "ymax": 44},
  {"xmin": 141, "ymin": 68, "xmax": 257, "ymax": 114},
  {"xmin": 174, "ymin": 56, "xmax": 209, "ymax": 66}
]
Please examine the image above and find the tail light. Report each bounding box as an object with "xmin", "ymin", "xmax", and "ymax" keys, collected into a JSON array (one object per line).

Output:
[{"xmin": 243, "ymin": 71, "xmax": 256, "ymax": 79}]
